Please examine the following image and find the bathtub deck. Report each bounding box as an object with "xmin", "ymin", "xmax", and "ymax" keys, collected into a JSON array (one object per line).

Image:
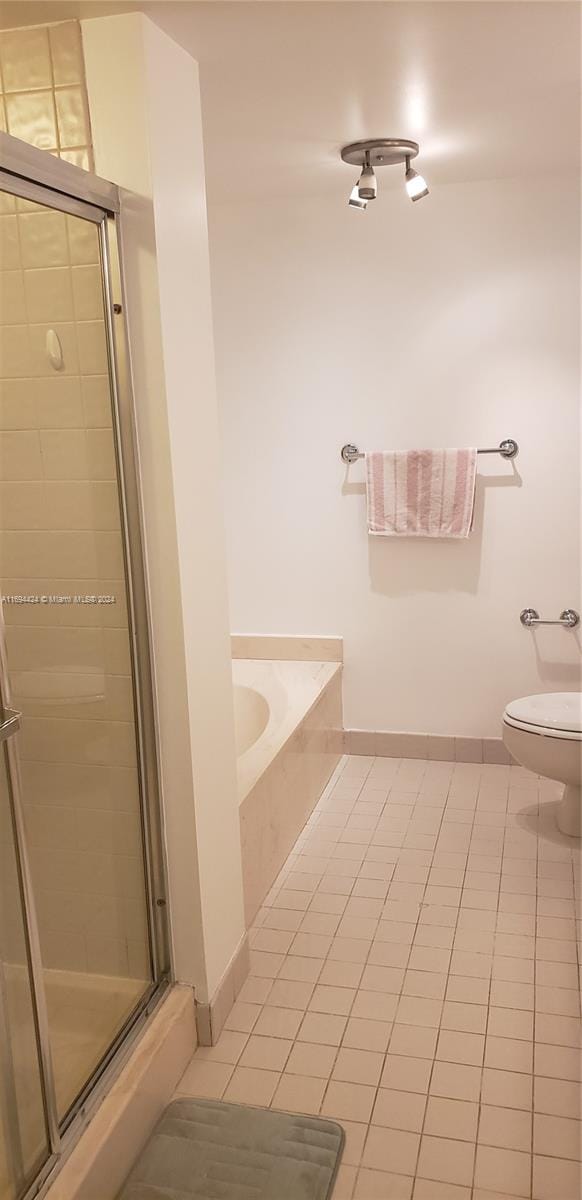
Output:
[{"xmin": 234, "ymin": 659, "xmax": 341, "ymax": 802}]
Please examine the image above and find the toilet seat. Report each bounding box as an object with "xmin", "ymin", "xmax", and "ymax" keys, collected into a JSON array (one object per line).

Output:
[{"xmin": 503, "ymin": 692, "xmax": 582, "ymax": 742}]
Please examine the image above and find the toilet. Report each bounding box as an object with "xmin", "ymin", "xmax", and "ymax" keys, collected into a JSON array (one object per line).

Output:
[{"xmin": 503, "ymin": 692, "xmax": 582, "ymax": 836}]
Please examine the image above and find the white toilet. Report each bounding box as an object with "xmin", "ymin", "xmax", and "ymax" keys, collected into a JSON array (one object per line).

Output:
[{"xmin": 503, "ymin": 692, "xmax": 582, "ymax": 836}]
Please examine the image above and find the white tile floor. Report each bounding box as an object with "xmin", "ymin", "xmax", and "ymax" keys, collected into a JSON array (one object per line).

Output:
[{"xmin": 175, "ymin": 754, "xmax": 581, "ymax": 1200}]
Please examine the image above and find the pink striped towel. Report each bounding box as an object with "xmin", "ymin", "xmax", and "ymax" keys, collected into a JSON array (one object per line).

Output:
[{"xmin": 365, "ymin": 448, "xmax": 478, "ymax": 537}]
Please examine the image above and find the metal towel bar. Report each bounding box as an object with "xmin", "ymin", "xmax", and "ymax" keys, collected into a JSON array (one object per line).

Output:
[
  {"xmin": 520, "ymin": 609, "xmax": 579, "ymax": 629},
  {"xmin": 341, "ymin": 439, "xmax": 519, "ymax": 464}
]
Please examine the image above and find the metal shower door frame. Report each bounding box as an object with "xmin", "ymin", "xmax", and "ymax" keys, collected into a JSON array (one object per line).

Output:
[
  {"xmin": 0, "ymin": 641, "xmax": 59, "ymax": 1196},
  {"xmin": 0, "ymin": 131, "xmax": 171, "ymax": 1197}
]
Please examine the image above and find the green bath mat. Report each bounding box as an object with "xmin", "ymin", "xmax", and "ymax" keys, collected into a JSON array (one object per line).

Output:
[{"xmin": 118, "ymin": 1096, "xmax": 344, "ymax": 1200}]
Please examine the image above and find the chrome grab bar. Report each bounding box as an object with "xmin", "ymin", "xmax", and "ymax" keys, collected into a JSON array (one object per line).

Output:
[
  {"xmin": 341, "ymin": 439, "xmax": 519, "ymax": 464},
  {"xmin": 520, "ymin": 608, "xmax": 580, "ymax": 629},
  {"xmin": 0, "ymin": 708, "xmax": 21, "ymax": 741}
]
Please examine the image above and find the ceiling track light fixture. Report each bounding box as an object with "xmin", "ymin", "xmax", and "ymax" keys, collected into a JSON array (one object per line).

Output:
[
  {"xmin": 405, "ymin": 155, "xmax": 429, "ymax": 202},
  {"xmin": 341, "ymin": 138, "xmax": 429, "ymax": 210}
]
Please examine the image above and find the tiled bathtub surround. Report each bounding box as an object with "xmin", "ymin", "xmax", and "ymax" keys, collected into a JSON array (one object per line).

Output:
[
  {"xmin": 237, "ymin": 660, "xmax": 342, "ymax": 926},
  {"xmin": 175, "ymin": 753, "xmax": 581, "ymax": 1200},
  {"xmin": 0, "ymin": 22, "xmax": 93, "ymax": 170}
]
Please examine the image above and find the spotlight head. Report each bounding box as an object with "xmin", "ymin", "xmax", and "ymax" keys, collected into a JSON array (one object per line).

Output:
[
  {"xmin": 405, "ymin": 158, "xmax": 429, "ymax": 201},
  {"xmin": 348, "ymin": 183, "xmax": 368, "ymax": 210},
  {"xmin": 358, "ymin": 155, "xmax": 377, "ymax": 200}
]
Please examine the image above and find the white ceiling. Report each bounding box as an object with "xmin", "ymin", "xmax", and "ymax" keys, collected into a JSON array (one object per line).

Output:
[{"xmin": 2, "ymin": 2, "xmax": 580, "ymax": 202}]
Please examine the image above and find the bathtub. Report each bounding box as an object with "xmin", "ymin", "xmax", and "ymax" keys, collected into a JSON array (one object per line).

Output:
[{"xmin": 232, "ymin": 659, "xmax": 342, "ymax": 923}]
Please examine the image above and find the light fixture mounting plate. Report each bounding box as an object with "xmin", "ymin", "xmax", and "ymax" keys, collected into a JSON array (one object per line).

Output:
[{"xmin": 341, "ymin": 139, "xmax": 419, "ymax": 168}]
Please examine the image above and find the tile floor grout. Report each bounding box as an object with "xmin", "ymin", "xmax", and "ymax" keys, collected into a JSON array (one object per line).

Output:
[{"xmin": 175, "ymin": 753, "xmax": 581, "ymax": 1200}]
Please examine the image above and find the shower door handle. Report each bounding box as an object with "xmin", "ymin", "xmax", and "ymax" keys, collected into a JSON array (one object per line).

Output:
[{"xmin": 0, "ymin": 709, "xmax": 21, "ymax": 741}]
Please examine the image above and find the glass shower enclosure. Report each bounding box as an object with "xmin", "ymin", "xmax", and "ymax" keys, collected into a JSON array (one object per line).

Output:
[{"xmin": 0, "ymin": 134, "xmax": 170, "ymax": 1199}]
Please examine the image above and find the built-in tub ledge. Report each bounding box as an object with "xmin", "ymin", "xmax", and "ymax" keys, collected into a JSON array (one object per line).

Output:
[
  {"xmin": 231, "ymin": 634, "xmax": 343, "ymax": 663},
  {"xmin": 233, "ymin": 658, "xmax": 343, "ymax": 926}
]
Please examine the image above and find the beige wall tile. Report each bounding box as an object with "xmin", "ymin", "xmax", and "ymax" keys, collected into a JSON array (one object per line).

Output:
[
  {"xmin": 127, "ymin": 940, "xmax": 150, "ymax": 978},
  {"xmin": 0, "ymin": 216, "xmax": 20, "ymax": 269},
  {"xmin": 21, "ymin": 760, "xmax": 139, "ymax": 812},
  {"xmin": 24, "ymin": 803, "xmax": 78, "ymax": 851},
  {"xmin": 87, "ymin": 429, "xmax": 116, "ymax": 478},
  {"xmin": 60, "ymin": 147, "xmax": 92, "ymax": 171},
  {"xmin": 76, "ymin": 809, "xmax": 142, "ymax": 855},
  {"xmin": 104, "ymin": 629, "xmax": 132, "ymax": 675},
  {"xmin": 19, "ymin": 211, "xmax": 69, "ymax": 269},
  {"xmin": 0, "ymin": 185, "xmax": 15, "ymax": 212},
  {"xmin": 95, "ymin": 530, "xmax": 125, "ymax": 577},
  {"xmin": 0, "ymin": 529, "xmax": 96, "ymax": 576},
  {"xmin": 72, "ymin": 265, "xmax": 103, "ymax": 321},
  {"xmin": 455, "ymin": 737, "xmax": 483, "ymax": 763},
  {"xmin": 86, "ymin": 934, "xmax": 129, "ymax": 975},
  {"xmin": 19, "ymin": 715, "xmax": 137, "ymax": 767},
  {"xmin": 0, "ymin": 429, "xmax": 41, "ymax": 479},
  {"xmin": 0, "ymin": 269, "xmax": 26, "ymax": 324},
  {"xmin": 77, "ymin": 320, "xmax": 108, "ymax": 374},
  {"xmin": 346, "ymin": 730, "xmax": 377, "ymax": 756},
  {"xmin": 0, "ymin": 481, "xmax": 45, "ymax": 528},
  {"xmin": 483, "ymin": 738, "xmax": 511, "ymax": 765},
  {"xmin": 81, "ymin": 375, "xmax": 111, "ymax": 426},
  {"xmin": 40, "ymin": 929, "xmax": 87, "ymax": 971},
  {"xmin": 0, "ymin": 325, "xmax": 32, "ymax": 377},
  {"xmin": 0, "ymin": 28, "xmax": 52, "ymax": 92},
  {"xmin": 55, "ymin": 85, "xmax": 90, "ymax": 148},
  {"xmin": 14, "ymin": 672, "xmax": 133, "ymax": 724},
  {"xmin": 5, "ymin": 90, "xmax": 57, "ymax": 150},
  {"xmin": 28, "ymin": 846, "xmax": 83, "ymax": 895},
  {"xmin": 49, "ymin": 22, "xmax": 84, "ymax": 87},
  {"xmin": 36, "ymin": 888, "xmax": 86, "ymax": 936},
  {"xmin": 0, "ymin": 380, "xmax": 36, "ymax": 429},
  {"xmin": 428, "ymin": 735, "xmax": 456, "ymax": 761},
  {"xmin": 375, "ymin": 732, "xmax": 429, "ymax": 759},
  {"xmin": 66, "ymin": 214, "xmax": 99, "ymax": 265},
  {"xmin": 44, "ymin": 481, "xmax": 120, "ymax": 530},
  {"xmin": 39, "ymin": 428, "xmax": 88, "ymax": 478},
  {"xmin": 5, "ymin": 624, "xmax": 105, "ymax": 671},
  {"xmin": 35, "ymin": 376, "xmax": 84, "ymax": 427},
  {"xmin": 15, "ymin": 197, "xmax": 44, "ymax": 215},
  {"xmin": 24, "ymin": 266, "xmax": 74, "ymax": 323}
]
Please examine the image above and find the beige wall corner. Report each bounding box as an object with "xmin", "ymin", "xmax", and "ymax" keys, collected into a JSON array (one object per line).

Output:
[
  {"xmin": 195, "ymin": 931, "xmax": 250, "ymax": 1046},
  {"xmin": 81, "ymin": 11, "xmax": 245, "ymax": 1004}
]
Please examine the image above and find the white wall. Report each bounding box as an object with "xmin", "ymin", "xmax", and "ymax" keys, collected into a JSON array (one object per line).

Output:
[
  {"xmin": 82, "ymin": 12, "xmax": 245, "ymax": 1003},
  {"xmin": 210, "ymin": 176, "xmax": 581, "ymax": 737}
]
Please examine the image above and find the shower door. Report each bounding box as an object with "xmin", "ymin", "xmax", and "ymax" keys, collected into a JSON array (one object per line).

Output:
[
  {"xmin": 0, "ymin": 714, "xmax": 52, "ymax": 1200},
  {"xmin": 0, "ymin": 136, "xmax": 169, "ymax": 1198}
]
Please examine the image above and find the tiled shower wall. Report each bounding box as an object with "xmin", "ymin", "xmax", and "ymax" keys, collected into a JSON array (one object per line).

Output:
[
  {"xmin": 0, "ymin": 22, "xmax": 93, "ymax": 169},
  {"xmin": 0, "ymin": 23, "xmax": 149, "ymax": 979}
]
